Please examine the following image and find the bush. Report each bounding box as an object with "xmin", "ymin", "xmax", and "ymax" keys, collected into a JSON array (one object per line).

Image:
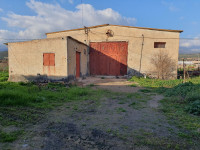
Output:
[
  {"xmin": 164, "ymin": 82, "xmax": 197, "ymax": 97},
  {"xmin": 130, "ymin": 76, "xmax": 200, "ymax": 116},
  {"xmin": 185, "ymin": 90, "xmax": 200, "ymax": 102},
  {"xmin": 185, "ymin": 100, "xmax": 200, "ymax": 115}
]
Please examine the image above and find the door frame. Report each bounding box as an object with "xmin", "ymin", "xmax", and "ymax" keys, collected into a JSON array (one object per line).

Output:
[{"xmin": 76, "ymin": 51, "xmax": 81, "ymax": 78}]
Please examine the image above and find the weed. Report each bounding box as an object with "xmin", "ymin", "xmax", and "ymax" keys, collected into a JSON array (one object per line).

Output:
[
  {"xmin": 139, "ymin": 89, "xmax": 151, "ymax": 93},
  {"xmin": 88, "ymin": 84, "xmax": 95, "ymax": 87},
  {"xmin": 130, "ymin": 84, "xmax": 137, "ymax": 87},
  {"xmin": 82, "ymin": 123, "xmax": 86, "ymax": 126},
  {"xmin": 0, "ymin": 130, "xmax": 23, "ymax": 142},
  {"xmin": 72, "ymin": 105, "xmax": 79, "ymax": 111},
  {"xmin": 130, "ymin": 76, "xmax": 200, "ymax": 88},
  {"xmin": 116, "ymin": 107, "xmax": 126, "ymax": 113},
  {"xmin": 126, "ymin": 93, "xmax": 142, "ymax": 99}
]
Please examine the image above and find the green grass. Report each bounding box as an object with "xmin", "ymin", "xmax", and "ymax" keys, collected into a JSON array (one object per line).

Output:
[
  {"xmin": 0, "ymin": 71, "xmax": 110, "ymax": 143},
  {"xmin": 0, "ymin": 71, "xmax": 9, "ymax": 82},
  {"xmin": 130, "ymin": 76, "xmax": 200, "ymax": 115},
  {"xmin": 116, "ymin": 107, "xmax": 126, "ymax": 113},
  {"xmin": 0, "ymin": 130, "xmax": 23, "ymax": 142},
  {"xmin": 130, "ymin": 76, "xmax": 200, "ymax": 144},
  {"xmin": 130, "ymin": 76, "xmax": 200, "ymax": 88},
  {"xmin": 0, "ymin": 80, "xmax": 106, "ymax": 108}
]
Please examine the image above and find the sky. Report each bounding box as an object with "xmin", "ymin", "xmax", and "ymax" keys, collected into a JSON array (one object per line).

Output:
[{"xmin": 0, "ymin": 0, "xmax": 200, "ymax": 54}]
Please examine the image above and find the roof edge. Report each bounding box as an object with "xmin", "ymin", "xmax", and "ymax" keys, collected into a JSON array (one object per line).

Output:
[
  {"xmin": 67, "ymin": 36, "xmax": 88, "ymax": 47},
  {"xmin": 46, "ymin": 24, "xmax": 183, "ymax": 35}
]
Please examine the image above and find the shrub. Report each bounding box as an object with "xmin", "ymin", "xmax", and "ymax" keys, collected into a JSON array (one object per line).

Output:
[
  {"xmin": 185, "ymin": 100, "xmax": 200, "ymax": 115},
  {"xmin": 164, "ymin": 82, "xmax": 197, "ymax": 97}
]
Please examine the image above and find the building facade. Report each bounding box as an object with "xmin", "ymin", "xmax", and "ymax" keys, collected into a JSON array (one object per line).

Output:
[{"xmin": 6, "ymin": 24, "xmax": 183, "ymax": 82}]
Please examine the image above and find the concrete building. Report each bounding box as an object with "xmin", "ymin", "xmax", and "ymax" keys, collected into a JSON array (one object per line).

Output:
[{"xmin": 6, "ymin": 24, "xmax": 183, "ymax": 82}]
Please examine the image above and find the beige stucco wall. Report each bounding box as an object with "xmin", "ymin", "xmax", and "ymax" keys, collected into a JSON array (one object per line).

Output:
[
  {"xmin": 8, "ymin": 37, "xmax": 68, "ymax": 82},
  {"xmin": 47, "ymin": 26, "xmax": 180, "ymax": 77},
  {"xmin": 67, "ymin": 37, "xmax": 89, "ymax": 79}
]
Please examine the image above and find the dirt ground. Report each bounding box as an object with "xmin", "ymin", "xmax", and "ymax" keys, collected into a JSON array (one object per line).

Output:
[
  {"xmin": 78, "ymin": 76, "xmax": 143, "ymax": 93},
  {"xmin": 0, "ymin": 77, "xmax": 197, "ymax": 150}
]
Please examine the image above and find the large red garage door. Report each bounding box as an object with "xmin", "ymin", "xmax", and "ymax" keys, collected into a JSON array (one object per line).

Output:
[{"xmin": 90, "ymin": 42, "xmax": 128, "ymax": 76}]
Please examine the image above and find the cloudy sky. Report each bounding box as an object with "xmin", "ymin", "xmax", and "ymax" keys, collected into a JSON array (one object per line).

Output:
[{"xmin": 0, "ymin": 0, "xmax": 200, "ymax": 54}]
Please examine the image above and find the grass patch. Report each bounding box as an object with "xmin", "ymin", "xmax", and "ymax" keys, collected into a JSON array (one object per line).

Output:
[
  {"xmin": 127, "ymin": 93, "xmax": 142, "ymax": 99},
  {"xmin": 0, "ymin": 130, "xmax": 23, "ymax": 142},
  {"xmin": 0, "ymin": 71, "xmax": 8, "ymax": 82},
  {"xmin": 0, "ymin": 71, "xmax": 111, "ymax": 142},
  {"xmin": 130, "ymin": 76, "xmax": 200, "ymax": 145},
  {"xmin": 132, "ymin": 129, "xmax": 190, "ymax": 150},
  {"xmin": 130, "ymin": 76, "xmax": 200, "ymax": 88},
  {"xmin": 116, "ymin": 107, "xmax": 126, "ymax": 113},
  {"xmin": 139, "ymin": 89, "xmax": 152, "ymax": 93}
]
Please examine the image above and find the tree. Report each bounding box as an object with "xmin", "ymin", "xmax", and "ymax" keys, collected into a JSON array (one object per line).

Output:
[{"xmin": 151, "ymin": 51, "xmax": 176, "ymax": 79}]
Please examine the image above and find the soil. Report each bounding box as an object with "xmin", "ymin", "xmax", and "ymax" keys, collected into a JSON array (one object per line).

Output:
[
  {"xmin": 0, "ymin": 77, "xmax": 193, "ymax": 150},
  {"xmin": 79, "ymin": 76, "xmax": 143, "ymax": 93}
]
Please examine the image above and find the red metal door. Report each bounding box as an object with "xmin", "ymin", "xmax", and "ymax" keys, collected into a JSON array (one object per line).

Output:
[
  {"xmin": 76, "ymin": 52, "xmax": 80, "ymax": 78},
  {"xmin": 90, "ymin": 42, "xmax": 128, "ymax": 76}
]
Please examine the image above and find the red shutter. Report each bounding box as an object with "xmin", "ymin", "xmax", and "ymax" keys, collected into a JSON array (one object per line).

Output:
[
  {"xmin": 43, "ymin": 53, "xmax": 50, "ymax": 66},
  {"xmin": 43, "ymin": 53, "xmax": 55, "ymax": 66},
  {"xmin": 49, "ymin": 53, "xmax": 55, "ymax": 66}
]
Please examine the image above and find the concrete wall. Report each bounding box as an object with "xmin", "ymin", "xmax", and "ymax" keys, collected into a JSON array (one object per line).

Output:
[
  {"xmin": 47, "ymin": 25, "xmax": 180, "ymax": 78},
  {"xmin": 8, "ymin": 37, "xmax": 68, "ymax": 82},
  {"xmin": 67, "ymin": 37, "xmax": 89, "ymax": 79}
]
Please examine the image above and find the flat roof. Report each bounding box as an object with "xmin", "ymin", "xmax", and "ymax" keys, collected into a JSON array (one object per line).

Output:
[
  {"xmin": 46, "ymin": 24, "xmax": 183, "ymax": 35},
  {"xmin": 4, "ymin": 36, "xmax": 88, "ymax": 46}
]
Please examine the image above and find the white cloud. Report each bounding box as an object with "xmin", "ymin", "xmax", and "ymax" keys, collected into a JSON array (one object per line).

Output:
[
  {"xmin": 0, "ymin": 30, "xmax": 19, "ymax": 51},
  {"xmin": 190, "ymin": 49, "xmax": 200, "ymax": 52},
  {"xmin": 180, "ymin": 38, "xmax": 200, "ymax": 48},
  {"xmin": 68, "ymin": 0, "xmax": 73, "ymax": 4},
  {"xmin": 0, "ymin": 8, "xmax": 3, "ymax": 12},
  {"xmin": 162, "ymin": 1, "xmax": 179, "ymax": 12},
  {"xmin": 0, "ymin": 0, "xmax": 136, "ymax": 42}
]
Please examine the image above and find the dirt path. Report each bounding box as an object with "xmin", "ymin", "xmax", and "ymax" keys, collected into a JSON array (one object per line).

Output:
[
  {"xmin": 79, "ymin": 76, "xmax": 143, "ymax": 93},
  {"xmin": 1, "ymin": 77, "xmax": 190, "ymax": 150}
]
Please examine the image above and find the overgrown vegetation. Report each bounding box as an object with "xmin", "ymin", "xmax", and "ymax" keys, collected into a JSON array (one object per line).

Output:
[
  {"xmin": 130, "ymin": 76, "xmax": 200, "ymax": 141},
  {"xmin": 151, "ymin": 51, "xmax": 176, "ymax": 79},
  {"xmin": 0, "ymin": 130, "xmax": 23, "ymax": 142},
  {"xmin": 0, "ymin": 71, "xmax": 8, "ymax": 82},
  {"xmin": 130, "ymin": 76, "xmax": 200, "ymax": 88},
  {"xmin": 0, "ymin": 71, "xmax": 108, "ymax": 143}
]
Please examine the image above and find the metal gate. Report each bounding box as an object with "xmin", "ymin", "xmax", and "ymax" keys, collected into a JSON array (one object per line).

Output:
[{"xmin": 89, "ymin": 42, "xmax": 128, "ymax": 76}]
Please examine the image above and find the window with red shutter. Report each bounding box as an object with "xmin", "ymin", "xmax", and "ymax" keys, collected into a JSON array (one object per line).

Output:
[{"xmin": 43, "ymin": 53, "xmax": 55, "ymax": 66}]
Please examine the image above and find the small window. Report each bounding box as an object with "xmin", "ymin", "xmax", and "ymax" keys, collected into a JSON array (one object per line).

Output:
[
  {"xmin": 154, "ymin": 42, "xmax": 166, "ymax": 48},
  {"xmin": 43, "ymin": 53, "xmax": 55, "ymax": 66}
]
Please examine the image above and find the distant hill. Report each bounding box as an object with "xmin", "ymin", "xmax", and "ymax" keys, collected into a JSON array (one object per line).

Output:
[
  {"xmin": 0, "ymin": 51, "xmax": 8, "ymax": 59},
  {"xmin": 179, "ymin": 53, "xmax": 199, "ymax": 60}
]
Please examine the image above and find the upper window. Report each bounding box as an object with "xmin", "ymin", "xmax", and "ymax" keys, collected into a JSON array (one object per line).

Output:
[
  {"xmin": 43, "ymin": 53, "xmax": 55, "ymax": 66},
  {"xmin": 154, "ymin": 42, "xmax": 166, "ymax": 48}
]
